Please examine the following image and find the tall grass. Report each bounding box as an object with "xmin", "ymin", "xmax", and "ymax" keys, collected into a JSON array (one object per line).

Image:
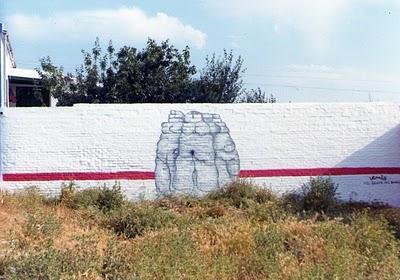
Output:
[{"xmin": 0, "ymin": 179, "xmax": 399, "ymax": 279}]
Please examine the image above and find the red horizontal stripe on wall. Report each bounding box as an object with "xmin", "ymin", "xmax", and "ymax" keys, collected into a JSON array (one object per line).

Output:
[
  {"xmin": 239, "ymin": 167, "xmax": 400, "ymax": 178},
  {"xmin": 3, "ymin": 171, "xmax": 155, "ymax": 182},
  {"xmin": 2, "ymin": 167, "xmax": 400, "ymax": 182}
]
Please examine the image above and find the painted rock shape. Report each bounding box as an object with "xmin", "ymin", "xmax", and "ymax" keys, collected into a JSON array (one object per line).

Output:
[{"xmin": 155, "ymin": 110, "xmax": 240, "ymax": 195}]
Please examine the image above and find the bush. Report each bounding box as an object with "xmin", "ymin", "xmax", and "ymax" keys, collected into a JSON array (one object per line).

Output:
[
  {"xmin": 60, "ymin": 183, "xmax": 125, "ymax": 213},
  {"xmin": 155, "ymin": 195, "xmax": 201, "ymax": 211},
  {"xmin": 104, "ymin": 204, "xmax": 178, "ymax": 238},
  {"xmin": 303, "ymin": 177, "xmax": 338, "ymax": 213},
  {"xmin": 96, "ymin": 184, "xmax": 125, "ymax": 213},
  {"xmin": 208, "ymin": 180, "xmax": 277, "ymax": 209},
  {"xmin": 284, "ymin": 177, "xmax": 338, "ymax": 213}
]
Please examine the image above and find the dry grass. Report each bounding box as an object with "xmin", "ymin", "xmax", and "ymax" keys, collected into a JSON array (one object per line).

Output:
[{"xmin": 0, "ymin": 182, "xmax": 399, "ymax": 279}]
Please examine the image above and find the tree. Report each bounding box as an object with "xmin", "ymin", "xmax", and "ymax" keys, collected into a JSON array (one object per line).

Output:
[
  {"xmin": 37, "ymin": 39, "xmax": 247, "ymax": 105},
  {"xmin": 189, "ymin": 50, "xmax": 245, "ymax": 103},
  {"xmin": 37, "ymin": 38, "xmax": 113, "ymax": 106},
  {"xmin": 36, "ymin": 57, "xmax": 73, "ymax": 106},
  {"xmin": 113, "ymin": 39, "xmax": 196, "ymax": 103},
  {"xmin": 239, "ymin": 87, "xmax": 276, "ymax": 103}
]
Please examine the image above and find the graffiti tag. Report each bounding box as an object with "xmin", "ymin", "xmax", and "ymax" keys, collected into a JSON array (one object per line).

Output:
[{"xmin": 363, "ymin": 174, "xmax": 400, "ymax": 185}]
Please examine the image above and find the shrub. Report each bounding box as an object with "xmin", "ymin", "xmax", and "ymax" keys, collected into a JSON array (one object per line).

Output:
[
  {"xmin": 284, "ymin": 177, "xmax": 338, "ymax": 213},
  {"xmin": 208, "ymin": 180, "xmax": 277, "ymax": 208},
  {"xmin": 96, "ymin": 184, "xmax": 125, "ymax": 213},
  {"xmin": 60, "ymin": 183, "xmax": 125, "ymax": 213},
  {"xmin": 303, "ymin": 177, "xmax": 338, "ymax": 213},
  {"xmin": 104, "ymin": 204, "xmax": 178, "ymax": 238}
]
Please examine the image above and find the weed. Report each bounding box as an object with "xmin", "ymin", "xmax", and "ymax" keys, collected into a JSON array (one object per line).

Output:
[
  {"xmin": 59, "ymin": 182, "xmax": 78, "ymax": 207},
  {"xmin": 204, "ymin": 205, "xmax": 226, "ymax": 218},
  {"xmin": 60, "ymin": 183, "xmax": 125, "ymax": 213},
  {"xmin": 11, "ymin": 187, "xmax": 45, "ymax": 210},
  {"xmin": 3, "ymin": 235, "xmax": 99, "ymax": 280},
  {"xmin": 104, "ymin": 204, "xmax": 177, "ymax": 238},
  {"xmin": 101, "ymin": 237, "xmax": 136, "ymax": 279},
  {"xmin": 96, "ymin": 184, "xmax": 125, "ymax": 213},
  {"xmin": 22, "ymin": 210, "xmax": 61, "ymax": 239},
  {"xmin": 1, "ymin": 183, "xmax": 400, "ymax": 279},
  {"xmin": 284, "ymin": 177, "xmax": 338, "ymax": 214},
  {"xmin": 208, "ymin": 179, "xmax": 277, "ymax": 209}
]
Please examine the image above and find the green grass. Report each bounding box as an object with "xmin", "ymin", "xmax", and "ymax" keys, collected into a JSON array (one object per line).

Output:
[{"xmin": 0, "ymin": 179, "xmax": 399, "ymax": 279}]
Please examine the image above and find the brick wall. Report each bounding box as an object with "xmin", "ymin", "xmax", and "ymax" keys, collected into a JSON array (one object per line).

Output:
[{"xmin": 1, "ymin": 103, "xmax": 399, "ymax": 205}]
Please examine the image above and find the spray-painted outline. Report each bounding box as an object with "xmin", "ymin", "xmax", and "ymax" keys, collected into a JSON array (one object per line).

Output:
[{"xmin": 155, "ymin": 110, "xmax": 240, "ymax": 195}]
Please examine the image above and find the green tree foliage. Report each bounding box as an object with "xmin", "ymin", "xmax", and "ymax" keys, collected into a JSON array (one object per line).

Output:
[
  {"xmin": 113, "ymin": 39, "xmax": 196, "ymax": 103},
  {"xmin": 188, "ymin": 50, "xmax": 245, "ymax": 103},
  {"xmin": 37, "ymin": 38, "xmax": 273, "ymax": 105},
  {"xmin": 36, "ymin": 57, "xmax": 73, "ymax": 106},
  {"xmin": 238, "ymin": 87, "xmax": 277, "ymax": 103}
]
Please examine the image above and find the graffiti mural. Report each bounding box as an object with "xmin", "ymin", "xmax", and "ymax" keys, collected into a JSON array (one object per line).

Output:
[{"xmin": 155, "ymin": 110, "xmax": 240, "ymax": 195}]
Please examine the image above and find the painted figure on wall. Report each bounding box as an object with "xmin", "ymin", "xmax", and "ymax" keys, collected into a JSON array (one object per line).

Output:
[{"xmin": 155, "ymin": 110, "xmax": 240, "ymax": 195}]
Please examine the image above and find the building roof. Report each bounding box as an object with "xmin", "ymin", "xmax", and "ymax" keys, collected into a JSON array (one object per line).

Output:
[{"xmin": 9, "ymin": 68, "xmax": 40, "ymax": 79}]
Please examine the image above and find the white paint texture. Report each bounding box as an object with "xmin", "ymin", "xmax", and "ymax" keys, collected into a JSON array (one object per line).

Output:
[{"xmin": 1, "ymin": 103, "xmax": 399, "ymax": 205}]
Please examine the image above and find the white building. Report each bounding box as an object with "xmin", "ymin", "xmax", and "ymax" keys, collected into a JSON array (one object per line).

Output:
[{"xmin": 0, "ymin": 23, "xmax": 52, "ymax": 109}]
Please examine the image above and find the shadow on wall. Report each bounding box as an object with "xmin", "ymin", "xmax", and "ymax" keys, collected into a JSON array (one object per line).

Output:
[
  {"xmin": 334, "ymin": 124, "xmax": 400, "ymax": 205},
  {"xmin": 336, "ymin": 124, "xmax": 400, "ymax": 168}
]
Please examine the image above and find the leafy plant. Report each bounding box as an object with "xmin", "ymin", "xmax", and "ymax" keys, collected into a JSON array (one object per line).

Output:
[
  {"xmin": 302, "ymin": 177, "xmax": 338, "ymax": 213},
  {"xmin": 22, "ymin": 211, "xmax": 61, "ymax": 239},
  {"xmin": 59, "ymin": 183, "xmax": 125, "ymax": 213},
  {"xmin": 284, "ymin": 177, "xmax": 338, "ymax": 213},
  {"xmin": 208, "ymin": 179, "xmax": 277, "ymax": 209},
  {"xmin": 101, "ymin": 237, "xmax": 136, "ymax": 279},
  {"xmin": 3, "ymin": 235, "xmax": 99, "ymax": 280},
  {"xmin": 105, "ymin": 204, "xmax": 177, "ymax": 238},
  {"xmin": 96, "ymin": 184, "xmax": 125, "ymax": 213}
]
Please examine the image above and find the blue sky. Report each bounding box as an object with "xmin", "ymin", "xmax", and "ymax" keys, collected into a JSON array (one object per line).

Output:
[{"xmin": 2, "ymin": 0, "xmax": 400, "ymax": 102}]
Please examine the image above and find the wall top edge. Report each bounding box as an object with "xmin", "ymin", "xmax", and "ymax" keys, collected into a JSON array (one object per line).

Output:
[
  {"xmin": 3, "ymin": 102, "xmax": 399, "ymax": 112},
  {"xmin": 71, "ymin": 102, "xmax": 398, "ymax": 107}
]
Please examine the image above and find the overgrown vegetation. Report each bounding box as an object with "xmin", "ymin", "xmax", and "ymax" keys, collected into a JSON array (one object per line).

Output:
[
  {"xmin": 283, "ymin": 177, "xmax": 338, "ymax": 214},
  {"xmin": 0, "ymin": 178, "xmax": 400, "ymax": 279}
]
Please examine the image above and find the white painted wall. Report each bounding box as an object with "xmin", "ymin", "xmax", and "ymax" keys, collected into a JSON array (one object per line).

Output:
[{"xmin": 1, "ymin": 103, "xmax": 400, "ymax": 205}]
